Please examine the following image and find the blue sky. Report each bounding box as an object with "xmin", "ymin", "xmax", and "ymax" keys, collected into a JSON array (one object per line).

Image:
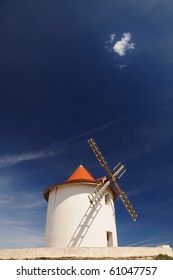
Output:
[{"xmin": 0, "ymin": 0, "xmax": 173, "ymax": 248}]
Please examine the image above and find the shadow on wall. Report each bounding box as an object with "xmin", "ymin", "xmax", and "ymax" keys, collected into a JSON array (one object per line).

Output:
[{"xmin": 67, "ymin": 203, "xmax": 102, "ymax": 247}]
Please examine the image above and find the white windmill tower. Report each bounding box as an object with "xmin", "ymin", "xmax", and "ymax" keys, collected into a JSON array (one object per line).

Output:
[{"xmin": 44, "ymin": 138, "xmax": 137, "ymax": 248}]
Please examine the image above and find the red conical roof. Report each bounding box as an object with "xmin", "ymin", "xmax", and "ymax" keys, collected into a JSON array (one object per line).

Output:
[
  {"xmin": 66, "ymin": 165, "xmax": 96, "ymax": 183},
  {"xmin": 44, "ymin": 164, "xmax": 118, "ymax": 201}
]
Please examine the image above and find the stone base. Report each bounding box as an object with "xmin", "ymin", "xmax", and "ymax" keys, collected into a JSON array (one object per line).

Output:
[{"xmin": 0, "ymin": 245, "xmax": 172, "ymax": 260}]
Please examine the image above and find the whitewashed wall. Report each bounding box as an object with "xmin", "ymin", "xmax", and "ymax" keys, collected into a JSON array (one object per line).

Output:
[{"xmin": 45, "ymin": 182, "xmax": 118, "ymax": 247}]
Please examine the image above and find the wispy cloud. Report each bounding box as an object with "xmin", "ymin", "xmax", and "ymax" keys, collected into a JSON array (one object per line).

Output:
[
  {"xmin": 119, "ymin": 64, "xmax": 127, "ymax": 70},
  {"xmin": 0, "ymin": 185, "xmax": 45, "ymax": 211},
  {"xmin": 0, "ymin": 115, "xmax": 131, "ymax": 168},
  {"xmin": 0, "ymin": 217, "xmax": 45, "ymax": 248},
  {"xmin": 128, "ymin": 236, "xmax": 169, "ymax": 247},
  {"xmin": 0, "ymin": 175, "xmax": 46, "ymax": 248},
  {"xmin": 110, "ymin": 33, "xmax": 116, "ymax": 44},
  {"xmin": 105, "ymin": 33, "xmax": 116, "ymax": 52},
  {"xmin": 0, "ymin": 150, "xmax": 53, "ymax": 168}
]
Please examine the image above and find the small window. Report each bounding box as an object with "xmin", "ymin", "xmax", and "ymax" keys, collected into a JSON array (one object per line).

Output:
[
  {"xmin": 105, "ymin": 193, "xmax": 110, "ymax": 205},
  {"xmin": 106, "ymin": 231, "xmax": 113, "ymax": 247}
]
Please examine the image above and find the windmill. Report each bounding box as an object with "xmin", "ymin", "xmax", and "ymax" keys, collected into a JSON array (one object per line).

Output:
[{"xmin": 88, "ymin": 138, "xmax": 138, "ymax": 222}]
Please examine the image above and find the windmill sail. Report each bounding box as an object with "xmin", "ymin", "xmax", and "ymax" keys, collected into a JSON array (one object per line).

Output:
[
  {"xmin": 113, "ymin": 162, "xmax": 126, "ymax": 179},
  {"xmin": 88, "ymin": 138, "xmax": 113, "ymax": 177},
  {"xmin": 88, "ymin": 138, "xmax": 138, "ymax": 221},
  {"xmin": 88, "ymin": 177, "xmax": 111, "ymax": 206},
  {"xmin": 120, "ymin": 192, "xmax": 138, "ymax": 221}
]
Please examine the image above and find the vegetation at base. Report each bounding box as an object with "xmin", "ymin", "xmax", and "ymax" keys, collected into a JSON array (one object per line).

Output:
[{"xmin": 155, "ymin": 254, "xmax": 173, "ymax": 260}]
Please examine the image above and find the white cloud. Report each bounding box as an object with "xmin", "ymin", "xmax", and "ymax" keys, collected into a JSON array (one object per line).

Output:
[
  {"xmin": 113, "ymin": 32, "xmax": 135, "ymax": 56},
  {"xmin": 105, "ymin": 32, "xmax": 135, "ymax": 58}
]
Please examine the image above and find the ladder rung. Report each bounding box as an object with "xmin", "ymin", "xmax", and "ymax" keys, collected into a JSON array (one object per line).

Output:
[{"xmin": 88, "ymin": 178, "xmax": 111, "ymax": 206}]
